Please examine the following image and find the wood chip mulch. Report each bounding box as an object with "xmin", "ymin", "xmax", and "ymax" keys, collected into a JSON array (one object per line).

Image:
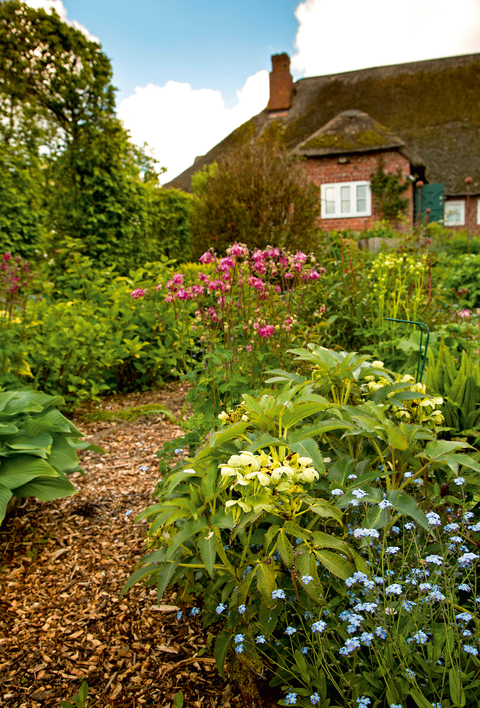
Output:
[{"xmin": 0, "ymin": 383, "xmax": 246, "ymax": 708}]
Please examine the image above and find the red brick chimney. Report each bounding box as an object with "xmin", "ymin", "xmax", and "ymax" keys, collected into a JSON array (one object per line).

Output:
[{"xmin": 267, "ymin": 53, "xmax": 293, "ymax": 111}]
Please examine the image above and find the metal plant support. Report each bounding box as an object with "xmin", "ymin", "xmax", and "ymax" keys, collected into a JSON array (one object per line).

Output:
[{"xmin": 385, "ymin": 318, "xmax": 430, "ymax": 383}]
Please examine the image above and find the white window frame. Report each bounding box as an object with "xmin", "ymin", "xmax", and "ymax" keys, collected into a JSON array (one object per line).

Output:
[
  {"xmin": 444, "ymin": 200, "xmax": 465, "ymax": 226},
  {"xmin": 320, "ymin": 181, "xmax": 372, "ymax": 219},
  {"xmin": 477, "ymin": 198, "xmax": 480, "ymax": 226}
]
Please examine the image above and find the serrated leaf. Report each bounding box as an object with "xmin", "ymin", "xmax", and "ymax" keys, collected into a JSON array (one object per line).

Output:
[
  {"xmin": 289, "ymin": 438, "xmax": 325, "ymax": 475},
  {"xmin": 282, "ymin": 521, "xmax": 311, "ymax": 540},
  {"xmin": 314, "ymin": 549, "xmax": 353, "ymax": 580},
  {"xmin": 277, "ymin": 529, "xmax": 294, "ymax": 568}
]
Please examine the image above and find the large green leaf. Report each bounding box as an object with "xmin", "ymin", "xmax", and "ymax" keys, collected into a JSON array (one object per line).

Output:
[
  {"xmin": 12, "ymin": 473, "xmax": 77, "ymax": 501},
  {"xmin": 5, "ymin": 432, "xmax": 52, "ymax": 457},
  {"xmin": 423, "ymin": 440, "xmax": 471, "ymax": 460},
  {"xmin": 294, "ymin": 550, "xmax": 324, "ymax": 603},
  {"xmin": 165, "ymin": 517, "xmax": 208, "ymax": 561},
  {"xmin": 387, "ymin": 490, "xmax": 430, "ymax": 531},
  {"xmin": 214, "ymin": 631, "xmax": 233, "ymax": 678},
  {"xmin": 0, "ymin": 454, "xmax": 59, "ymax": 489},
  {"xmin": 22, "ymin": 408, "xmax": 71, "ymax": 437},
  {"xmin": 198, "ymin": 531, "xmax": 216, "ymax": 577},
  {"xmin": 48, "ymin": 434, "xmax": 82, "ymax": 472},
  {"xmin": 276, "ymin": 529, "xmax": 294, "ymax": 568},
  {"xmin": 119, "ymin": 562, "xmax": 163, "ymax": 598},
  {"xmin": 0, "ymin": 483, "xmax": 13, "ymax": 523},
  {"xmin": 314, "ymin": 549, "xmax": 353, "ymax": 580},
  {"xmin": 256, "ymin": 562, "xmax": 276, "ymax": 607}
]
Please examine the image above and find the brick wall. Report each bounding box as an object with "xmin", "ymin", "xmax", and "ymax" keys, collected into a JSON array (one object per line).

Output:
[{"xmin": 303, "ymin": 151, "xmax": 413, "ymax": 231}]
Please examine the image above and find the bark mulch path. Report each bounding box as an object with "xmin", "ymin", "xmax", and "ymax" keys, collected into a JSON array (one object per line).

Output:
[{"xmin": 0, "ymin": 383, "xmax": 246, "ymax": 708}]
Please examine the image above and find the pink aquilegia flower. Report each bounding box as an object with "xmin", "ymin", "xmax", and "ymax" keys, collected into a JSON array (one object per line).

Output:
[
  {"xmin": 175, "ymin": 288, "xmax": 189, "ymax": 300},
  {"xmin": 320, "ymin": 304, "xmax": 326, "ymax": 314},
  {"xmin": 199, "ymin": 251, "xmax": 215, "ymax": 264},
  {"xmin": 198, "ymin": 272, "xmax": 210, "ymax": 283},
  {"xmin": 293, "ymin": 251, "xmax": 307, "ymax": 264},
  {"xmin": 285, "ymin": 272, "xmax": 294, "ymax": 279},
  {"xmin": 228, "ymin": 243, "xmax": 248, "ymax": 258},
  {"xmin": 165, "ymin": 293, "xmax": 174, "ymax": 303},
  {"xmin": 275, "ymin": 284, "xmax": 281, "ymax": 294},
  {"xmin": 218, "ymin": 256, "xmax": 235, "ymax": 272},
  {"xmin": 257, "ymin": 325, "xmax": 275, "ymax": 338},
  {"xmin": 172, "ymin": 273, "xmax": 185, "ymax": 286},
  {"xmin": 246, "ymin": 344, "xmax": 252, "ymax": 352},
  {"xmin": 458, "ymin": 309, "xmax": 472, "ymax": 319},
  {"xmin": 318, "ymin": 267, "xmax": 326, "ymax": 274},
  {"xmin": 308, "ymin": 269, "xmax": 321, "ymax": 280},
  {"xmin": 131, "ymin": 288, "xmax": 145, "ymax": 299}
]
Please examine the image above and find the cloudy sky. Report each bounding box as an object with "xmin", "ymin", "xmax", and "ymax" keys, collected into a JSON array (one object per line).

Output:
[{"xmin": 28, "ymin": 0, "xmax": 480, "ymax": 182}]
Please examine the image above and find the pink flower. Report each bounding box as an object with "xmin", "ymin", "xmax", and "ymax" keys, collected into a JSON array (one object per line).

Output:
[
  {"xmin": 208, "ymin": 279, "xmax": 223, "ymax": 291},
  {"xmin": 131, "ymin": 288, "xmax": 145, "ymax": 299},
  {"xmin": 253, "ymin": 321, "xmax": 259, "ymax": 330},
  {"xmin": 258, "ymin": 325, "xmax": 275, "ymax": 338},
  {"xmin": 285, "ymin": 272, "xmax": 294, "ymax": 279},
  {"xmin": 155, "ymin": 283, "xmax": 163, "ymax": 291},
  {"xmin": 199, "ymin": 251, "xmax": 215, "ymax": 264},
  {"xmin": 2, "ymin": 254, "xmax": 11, "ymax": 262},
  {"xmin": 275, "ymin": 284, "xmax": 281, "ymax": 294},
  {"xmin": 279, "ymin": 255, "xmax": 288, "ymax": 267},
  {"xmin": 172, "ymin": 273, "xmax": 185, "ymax": 285},
  {"xmin": 458, "ymin": 309, "xmax": 472, "ymax": 319},
  {"xmin": 252, "ymin": 249, "xmax": 264, "ymax": 262},
  {"xmin": 308, "ymin": 269, "xmax": 321, "ymax": 280},
  {"xmin": 320, "ymin": 305, "xmax": 326, "ymax": 314},
  {"xmin": 198, "ymin": 272, "xmax": 210, "ymax": 283},
  {"xmin": 207, "ymin": 306, "xmax": 220, "ymax": 322},
  {"xmin": 318, "ymin": 267, "xmax": 326, "ymax": 275},
  {"xmin": 228, "ymin": 243, "xmax": 248, "ymax": 257},
  {"xmin": 246, "ymin": 344, "xmax": 252, "ymax": 352},
  {"xmin": 191, "ymin": 285, "xmax": 205, "ymax": 295},
  {"xmin": 267, "ymin": 247, "xmax": 280, "ymax": 258},
  {"xmin": 165, "ymin": 293, "xmax": 174, "ymax": 303},
  {"xmin": 293, "ymin": 251, "xmax": 307, "ymax": 264},
  {"xmin": 218, "ymin": 256, "xmax": 235, "ymax": 272}
]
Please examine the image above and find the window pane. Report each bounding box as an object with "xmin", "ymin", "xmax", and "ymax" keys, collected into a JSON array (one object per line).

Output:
[
  {"xmin": 445, "ymin": 202, "xmax": 464, "ymax": 226},
  {"xmin": 341, "ymin": 186, "xmax": 351, "ymax": 213},
  {"xmin": 325, "ymin": 187, "xmax": 335, "ymax": 214},
  {"xmin": 357, "ymin": 185, "xmax": 367, "ymax": 212}
]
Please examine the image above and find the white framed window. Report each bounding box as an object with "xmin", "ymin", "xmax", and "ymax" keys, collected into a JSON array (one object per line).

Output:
[
  {"xmin": 320, "ymin": 181, "xmax": 371, "ymax": 219},
  {"xmin": 444, "ymin": 200, "xmax": 465, "ymax": 226},
  {"xmin": 477, "ymin": 198, "xmax": 480, "ymax": 225}
]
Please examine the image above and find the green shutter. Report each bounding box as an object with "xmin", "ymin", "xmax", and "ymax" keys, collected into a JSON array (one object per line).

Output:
[{"xmin": 414, "ymin": 183, "xmax": 444, "ymax": 223}]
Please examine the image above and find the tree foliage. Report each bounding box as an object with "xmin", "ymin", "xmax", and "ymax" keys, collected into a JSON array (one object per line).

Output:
[
  {"xmin": 0, "ymin": 1, "xmax": 191, "ymax": 270},
  {"xmin": 189, "ymin": 138, "xmax": 320, "ymax": 257}
]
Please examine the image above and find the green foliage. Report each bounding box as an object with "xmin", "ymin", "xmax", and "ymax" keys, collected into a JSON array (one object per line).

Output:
[
  {"xmin": 0, "ymin": 255, "xmax": 185, "ymax": 406},
  {"xmin": 0, "ymin": 390, "xmax": 100, "ymax": 524},
  {"xmin": 189, "ymin": 140, "xmax": 320, "ymax": 257},
  {"xmin": 426, "ymin": 342, "xmax": 480, "ymax": 440},
  {"xmin": 370, "ymin": 157, "xmax": 409, "ymax": 222},
  {"xmin": 60, "ymin": 681, "xmax": 92, "ymax": 708}
]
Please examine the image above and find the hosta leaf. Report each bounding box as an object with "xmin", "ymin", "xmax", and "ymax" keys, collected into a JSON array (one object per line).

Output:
[
  {"xmin": 0, "ymin": 482, "xmax": 13, "ymax": 523},
  {"xmin": 0, "ymin": 455, "xmax": 59, "ymax": 489},
  {"xmin": 12, "ymin": 473, "xmax": 77, "ymax": 501}
]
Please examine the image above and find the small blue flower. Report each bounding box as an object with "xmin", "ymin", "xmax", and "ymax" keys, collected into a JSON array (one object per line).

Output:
[
  {"xmin": 285, "ymin": 626, "xmax": 297, "ymax": 636},
  {"xmin": 234, "ymin": 634, "xmax": 244, "ymax": 644},
  {"xmin": 352, "ymin": 489, "xmax": 368, "ymax": 499},
  {"xmin": 464, "ymin": 511, "xmax": 474, "ymax": 521},
  {"xmin": 216, "ymin": 603, "xmax": 227, "ymax": 614},
  {"xmin": 462, "ymin": 629, "xmax": 472, "ymax": 637},
  {"xmin": 463, "ymin": 645, "xmax": 478, "ymax": 655},
  {"xmin": 174, "ymin": 448, "xmax": 184, "ymax": 454},
  {"xmin": 301, "ymin": 574, "xmax": 314, "ymax": 585},
  {"xmin": 332, "ymin": 488, "xmax": 344, "ymax": 496},
  {"xmin": 405, "ymin": 669, "xmax": 416, "ymax": 679},
  {"xmin": 139, "ymin": 465, "xmax": 149, "ymax": 471},
  {"xmin": 125, "ymin": 509, "xmax": 133, "ymax": 516},
  {"xmin": 190, "ymin": 607, "xmax": 200, "ymax": 616},
  {"xmin": 310, "ymin": 693, "xmax": 320, "ymax": 705},
  {"xmin": 444, "ymin": 522, "xmax": 460, "ymax": 532},
  {"xmin": 238, "ymin": 604, "xmax": 246, "ymax": 614},
  {"xmin": 404, "ymin": 522, "xmax": 415, "ymax": 530},
  {"xmin": 454, "ymin": 477, "xmax": 465, "ymax": 485},
  {"xmin": 458, "ymin": 552, "xmax": 479, "ymax": 567},
  {"xmin": 272, "ymin": 589, "xmax": 286, "ymax": 600},
  {"xmin": 256, "ymin": 635, "xmax": 266, "ymax": 644},
  {"xmin": 360, "ymin": 632, "xmax": 374, "ymax": 646},
  {"xmin": 425, "ymin": 555, "xmax": 443, "ymax": 565},
  {"xmin": 391, "ymin": 526, "xmax": 400, "ymax": 534},
  {"xmin": 235, "ymin": 644, "xmax": 244, "ymax": 654},
  {"xmin": 301, "ymin": 646, "xmax": 309, "ymax": 654},
  {"xmin": 357, "ymin": 698, "xmax": 371, "ymax": 706},
  {"xmin": 311, "ymin": 620, "xmax": 326, "ymax": 633},
  {"xmin": 458, "ymin": 583, "xmax": 471, "ymax": 592},
  {"xmin": 404, "ymin": 471, "xmax": 413, "ymax": 478},
  {"xmin": 285, "ymin": 693, "xmax": 297, "ymax": 705},
  {"xmin": 411, "ymin": 631, "xmax": 428, "ymax": 645},
  {"xmin": 176, "ymin": 611, "xmax": 183, "ymax": 620},
  {"xmin": 402, "ymin": 600, "xmax": 416, "ymax": 611},
  {"xmin": 385, "ymin": 583, "xmax": 402, "ymax": 595},
  {"xmin": 426, "ymin": 512, "xmax": 441, "ymax": 526},
  {"xmin": 347, "ymin": 474, "xmax": 357, "ymax": 480},
  {"xmin": 379, "ymin": 499, "xmax": 392, "ymax": 510},
  {"xmin": 429, "ymin": 590, "xmax": 446, "ymax": 601},
  {"xmin": 375, "ymin": 627, "xmax": 387, "ymax": 639},
  {"xmin": 390, "ymin": 704, "xmax": 402, "ymax": 708},
  {"xmin": 386, "ymin": 546, "xmax": 400, "ymax": 555},
  {"xmin": 304, "ymin": 611, "xmax": 313, "ymax": 620}
]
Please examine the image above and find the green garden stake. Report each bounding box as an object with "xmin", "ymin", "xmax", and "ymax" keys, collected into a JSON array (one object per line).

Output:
[{"xmin": 385, "ymin": 318, "xmax": 430, "ymax": 382}]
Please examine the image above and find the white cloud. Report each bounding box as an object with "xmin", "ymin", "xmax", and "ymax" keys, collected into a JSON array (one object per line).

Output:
[
  {"xmin": 292, "ymin": 0, "xmax": 480, "ymax": 78},
  {"xmin": 118, "ymin": 70, "xmax": 269, "ymax": 183},
  {"xmin": 25, "ymin": 0, "xmax": 99, "ymax": 42}
]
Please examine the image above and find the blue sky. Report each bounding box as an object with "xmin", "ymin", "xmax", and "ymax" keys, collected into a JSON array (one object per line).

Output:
[
  {"xmin": 29, "ymin": 0, "xmax": 480, "ymax": 181},
  {"xmin": 62, "ymin": 0, "xmax": 299, "ymax": 107}
]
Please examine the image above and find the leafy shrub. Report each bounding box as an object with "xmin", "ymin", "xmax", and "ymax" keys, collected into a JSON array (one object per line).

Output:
[
  {"xmin": 0, "ymin": 255, "xmax": 184, "ymax": 406},
  {"xmin": 0, "ymin": 390, "xmax": 99, "ymax": 523},
  {"xmin": 426, "ymin": 342, "xmax": 480, "ymax": 441},
  {"xmin": 124, "ymin": 345, "xmax": 480, "ymax": 706}
]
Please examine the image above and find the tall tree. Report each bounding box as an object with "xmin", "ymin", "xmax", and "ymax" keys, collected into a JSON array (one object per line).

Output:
[{"xmin": 0, "ymin": 1, "xmax": 191, "ymax": 269}]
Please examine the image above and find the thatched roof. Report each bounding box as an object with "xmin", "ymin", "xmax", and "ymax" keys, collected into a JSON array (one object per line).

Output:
[
  {"xmin": 293, "ymin": 109, "xmax": 424, "ymax": 167},
  {"xmin": 166, "ymin": 54, "xmax": 480, "ymax": 196}
]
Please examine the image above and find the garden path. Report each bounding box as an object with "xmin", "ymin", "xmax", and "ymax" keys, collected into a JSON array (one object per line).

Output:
[{"xmin": 0, "ymin": 384, "xmax": 245, "ymax": 708}]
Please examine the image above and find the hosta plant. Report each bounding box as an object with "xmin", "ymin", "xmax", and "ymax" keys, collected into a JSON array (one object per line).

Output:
[{"xmin": 0, "ymin": 390, "xmax": 100, "ymax": 522}]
